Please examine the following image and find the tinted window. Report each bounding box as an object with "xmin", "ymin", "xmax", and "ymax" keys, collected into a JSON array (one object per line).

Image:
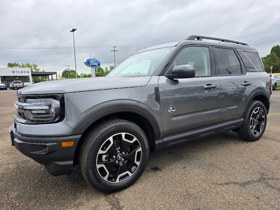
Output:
[
  {"xmin": 215, "ymin": 48, "xmax": 242, "ymax": 75},
  {"xmin": 244, "ymin": 52, "xmax": 264, "ymax": 72},
  {"xmin": 173, "ymin": 47, "xmax": 211, "ymax": 77},
  {"xmin": 237, "ymin": 50, "xmax": 256, "ymax": 71}
]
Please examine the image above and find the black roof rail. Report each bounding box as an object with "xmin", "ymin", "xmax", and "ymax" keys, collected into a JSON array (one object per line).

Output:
[{"xmin": 186, "ymin": 35, "xmax": 249, "ymax": 46}]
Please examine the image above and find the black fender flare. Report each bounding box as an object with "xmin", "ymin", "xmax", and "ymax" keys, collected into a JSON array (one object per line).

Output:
[
  {"xmin": 242, "ymin": 88, "xmax": 270, "ymax": 116},
  {"xmin": 70, "ymin": 99, "xmax": 162, "ymax": 141}
]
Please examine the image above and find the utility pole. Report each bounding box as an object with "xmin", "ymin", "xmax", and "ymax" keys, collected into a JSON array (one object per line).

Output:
[
  {"xmin": 66, "ymin": 65, "xmax": 71, "ymax": 78},
  {"xmin": 110, "ymin": 46, "xmax": 118, "ymax": 68}
]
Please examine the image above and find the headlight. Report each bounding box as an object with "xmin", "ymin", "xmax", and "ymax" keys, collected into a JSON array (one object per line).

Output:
[{"xmin": 15, "ymin": 95, "xmax": 64, "ymax": 124}]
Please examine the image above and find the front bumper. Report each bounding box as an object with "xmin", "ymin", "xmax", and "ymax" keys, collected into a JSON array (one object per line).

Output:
[{"xmin": 10, "ymin": 124, "xmax": 81, "ymax": 176}]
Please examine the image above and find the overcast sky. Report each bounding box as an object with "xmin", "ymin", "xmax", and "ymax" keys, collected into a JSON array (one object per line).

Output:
[{"xmin": 0, "ymin": 0, "xmax": 279, "ymax": 75}]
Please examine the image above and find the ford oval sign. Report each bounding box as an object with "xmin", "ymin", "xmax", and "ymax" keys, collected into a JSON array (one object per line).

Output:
[{"xmin": 84, "ymin": 58, "xmax": 101, "ymax": 68}]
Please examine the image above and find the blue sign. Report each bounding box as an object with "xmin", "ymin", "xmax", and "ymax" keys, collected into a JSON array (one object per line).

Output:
[{"xmin": 84, "ymin": 58, "xmax": 101, "ymax": 68}]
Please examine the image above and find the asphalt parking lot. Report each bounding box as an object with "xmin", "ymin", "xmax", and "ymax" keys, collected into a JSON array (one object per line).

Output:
[{"xmin": 0, "ymin": 89, "xmax": 279, "ymax": 209}]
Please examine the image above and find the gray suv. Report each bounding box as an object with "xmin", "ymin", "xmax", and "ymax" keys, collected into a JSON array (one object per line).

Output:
[{"xmin": 10, "ymin": 35, "xmax": 271, "ymax": 192}]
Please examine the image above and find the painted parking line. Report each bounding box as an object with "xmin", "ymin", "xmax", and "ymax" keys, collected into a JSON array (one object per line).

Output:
[{"xmin": 276, "ymin": 113, "xmax": 280, "ymax": 116}]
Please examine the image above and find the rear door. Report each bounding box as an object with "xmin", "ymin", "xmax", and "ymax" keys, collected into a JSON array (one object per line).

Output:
[{"xmin": 213, "ymin": 47, "xmax": 251, "ymax": 119}]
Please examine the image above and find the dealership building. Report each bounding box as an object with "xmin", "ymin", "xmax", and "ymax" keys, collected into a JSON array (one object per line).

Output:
[
  {"xmin": 0, "ymin": 67, "xmax": 58, "ymax": 86},
  {"xmin": 0, "ymin": 67, "xmax": 32, "ymax": 85}
]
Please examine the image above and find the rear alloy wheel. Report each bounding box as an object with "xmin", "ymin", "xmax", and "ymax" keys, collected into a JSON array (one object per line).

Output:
[
  {"xmin": 239, "ymin": 101, "xmax": 267, "ymax": 141},
  {"xmin": 79, "ymin": 120, "xmax": 149, "ymax": 193}
]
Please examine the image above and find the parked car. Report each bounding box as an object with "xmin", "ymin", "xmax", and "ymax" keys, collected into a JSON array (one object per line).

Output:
[
  {"xmin": 10, "ymin": 35, "xmax": 271, "ymax": 193},
  {"xmin": 9, "ymin": 80, "xmax": 24, "ymax": 90},
  {"xmin": 23, "ymin": 82, "xmax": 33, "ymax": 87},
  {"xmin": 270, "ymin": 74, "xmax": 280, "ymax": 90},
  {"xmin": 0, "ymin": 83, "xmax": 7, "ymax": 90}
]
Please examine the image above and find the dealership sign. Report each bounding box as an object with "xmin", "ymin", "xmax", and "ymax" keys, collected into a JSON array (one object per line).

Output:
[
  {"xmin": 84, "ymin": 58, "xmax": 101, "ymax": 68},
  {"xmin": 12, "ymin": 70, "xmax": 30, "ymax": 74},
  {"xmin": 0, "ymin": 67, "xmax": 31, "ymax": 76}
]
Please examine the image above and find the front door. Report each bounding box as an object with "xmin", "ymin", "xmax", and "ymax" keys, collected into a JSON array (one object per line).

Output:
[{"xmin": 159, "ymin": 46, "xmax": 222, "ymax": 138}]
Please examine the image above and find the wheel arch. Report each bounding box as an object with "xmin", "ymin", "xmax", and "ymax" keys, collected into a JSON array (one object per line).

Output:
[
  {"xmin": 243, "ymin": 89, "xmax": 270, "ymax": 117},
  {"xmin": 72, "ymin": 101, "xmax": 161, "ymax": 165}
]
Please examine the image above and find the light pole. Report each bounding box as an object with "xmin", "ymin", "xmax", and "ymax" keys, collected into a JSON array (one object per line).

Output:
[
  {"xmin": 70, "ymin": 28, "xmax": 77, "ymax": 78},
  {"xmin": 110, "ymin": 46, "xmax": 118, "ymax": 68}
]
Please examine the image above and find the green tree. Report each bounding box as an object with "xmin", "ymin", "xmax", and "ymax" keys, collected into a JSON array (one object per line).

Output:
[
  {"xmin": 80, "ymin": 73, "xmax": 92, "ymax": 78},
  {"xmin": 7, "ymin": 62, "xmax": 20, "ymax": 68},
  {"xmin": 262, "ymin": 52, "xmax": 280, "ymax": 73},
  {"xmin": 61, "ymin": 69, "xmax": 77, "ymax": 78},
  {"xmin": 96, "ymin": 66, "xmax": 105, "ymax": 77},
  {"xmin": 7, "ymin": 63, "xmax": 40, "ymax": 72},
  {"xmin": 104, "ymin": 66, "xmax": 114, "ymax": 75},
  {"xmin": 271, "ymin": 45, "xmax": 280, "ymax": 58},
  {"xmin": 95, "ymin": 66, "xmax": 114, "ymax": 77},
  {"xmin": 61, "ymin": 65, "xmax": 114, "ymax": 79},
  {"xmin": 70, "ymin": 71, "xmax": 77, "ymax": 78}
]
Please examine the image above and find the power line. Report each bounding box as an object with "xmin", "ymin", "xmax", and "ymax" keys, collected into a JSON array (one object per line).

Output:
[{"xmin": 0, "ymin": 46, "xmax": 113, "ymax": 50}]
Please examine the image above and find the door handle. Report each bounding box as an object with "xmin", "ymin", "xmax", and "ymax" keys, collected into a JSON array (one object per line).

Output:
[
  {"xmin": 241, "ymin": 81, "xmax": 252, "ymax": 86},
  {"xmin": 204, "ymin": 84, "xmax": 217, "ymax": 90}
]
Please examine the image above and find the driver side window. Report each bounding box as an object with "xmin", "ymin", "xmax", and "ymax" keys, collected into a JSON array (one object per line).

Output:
[{"xmin": 173, "ymin": 47, "xmax": 211, "ymax": 77}]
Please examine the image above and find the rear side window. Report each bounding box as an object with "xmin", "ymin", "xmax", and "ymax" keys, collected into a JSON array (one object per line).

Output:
[
  {"xmin": 237, "ymin": 50, "xmax": 264, "ymax": 72},
  {"xmin": 214, "ymin": 48, "xmax": 242, "ymax": 75},
  {"xmin": 244, "ymin": 51, "xmax": 264, "ymax": 72}
]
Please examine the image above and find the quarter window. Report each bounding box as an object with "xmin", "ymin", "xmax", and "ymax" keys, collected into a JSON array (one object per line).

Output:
[
  {"xmin": 244, "ymin": 52, "xmax": 264, "ymax": 72},
  {"xmin": 173, "ymin": 47, "xmax": 211, "ymax": 77},
  {"xmin": 215, "ymin": 48, "xmax": 242, "ymax": 75}
]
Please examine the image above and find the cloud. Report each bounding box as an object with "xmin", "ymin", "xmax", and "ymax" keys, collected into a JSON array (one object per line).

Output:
[{"xmin": 0, "ymin": 0, "xmax": 279, "ymax": 74}]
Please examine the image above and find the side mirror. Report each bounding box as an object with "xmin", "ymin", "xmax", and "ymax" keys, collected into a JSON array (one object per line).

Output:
[{"xmin": 166, "ymin": 64, "xmax": 195, "ymax": 79}]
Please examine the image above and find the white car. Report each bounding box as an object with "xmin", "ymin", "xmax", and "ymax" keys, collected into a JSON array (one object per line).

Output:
[
  {"xmin": 270, "ymin": 74, "xmax": 280, "ymax": 90},
  {"xmin": 9, "ymin": 80, "xmax": 24, "ymax": 90}
]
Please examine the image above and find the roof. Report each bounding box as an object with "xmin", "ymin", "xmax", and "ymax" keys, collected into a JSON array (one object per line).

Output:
[
  {"xmin": 136, "ymin": 35, "xmax": 257, "ymax": 55},
  {"xmin": 137, "ymin": 41, "xmax": 179, "ymax": 54},
  {"xmin": 31, "ymin": 72, "xmax": 57, "ymax": 76}
]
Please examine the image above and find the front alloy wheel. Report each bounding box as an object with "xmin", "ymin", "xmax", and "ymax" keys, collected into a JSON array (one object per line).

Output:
[
  {"xmin": 79, "ymin": 120, "xmax": 149, "ymax": 193},
  {"xmin": 96, "ymin": 132, "xmax": 142, "ymax": 183}
]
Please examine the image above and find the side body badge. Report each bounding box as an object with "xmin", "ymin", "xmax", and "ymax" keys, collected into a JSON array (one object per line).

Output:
[{"xmin": 168, "ymin": 105, "xmax": 176, "ymax": 113}]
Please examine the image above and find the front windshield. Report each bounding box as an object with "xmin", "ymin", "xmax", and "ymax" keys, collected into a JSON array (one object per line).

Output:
[{"xmin": 107, "ymin": 47, "xmax": 173, "ymax": 77}]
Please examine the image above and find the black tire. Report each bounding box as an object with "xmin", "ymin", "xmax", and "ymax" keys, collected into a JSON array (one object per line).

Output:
[
  {"xmin": 273, "ymin": 83, "xmax": 277, "ymax": 90},
  {"xmin": 239, "ymin": 100, "xmax": 267, "ymax": 141},
  {"xmin": 79, "ymin": 119, "xmax": 149, "ymax": 193}
]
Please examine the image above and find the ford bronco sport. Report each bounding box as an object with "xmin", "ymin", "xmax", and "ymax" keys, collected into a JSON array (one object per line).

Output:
[{"xmin": 10, "ymin": 35, "xmax": 271, "ymax": 192}]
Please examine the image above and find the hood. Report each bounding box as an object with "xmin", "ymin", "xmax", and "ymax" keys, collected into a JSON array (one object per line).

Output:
[{"xmin": 18, "ymin": 76, "xmax": 151, "ymax": 95}]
